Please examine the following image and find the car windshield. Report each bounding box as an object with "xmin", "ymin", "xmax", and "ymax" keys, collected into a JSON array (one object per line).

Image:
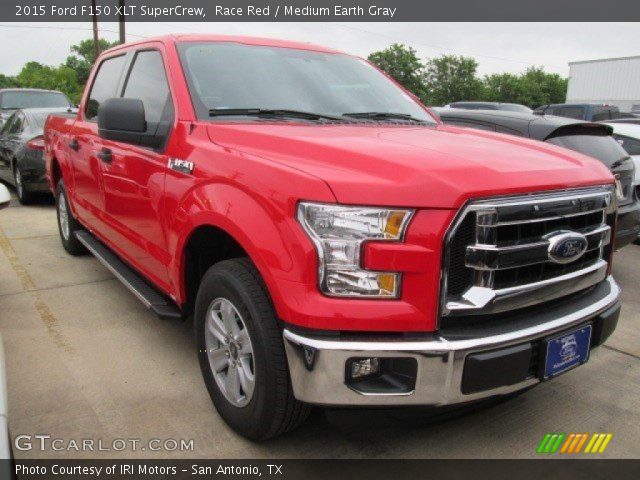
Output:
[
  {"xmin": 1, "ymin": 91, "xmax": 71, "ymax": 110},
  {"xmin": 547, "ymin": 134, "xmax": 630, "ymax": 167},
  {"xmin": 177, "ymin": 42, "xmax": 435, "ymax": 123}
]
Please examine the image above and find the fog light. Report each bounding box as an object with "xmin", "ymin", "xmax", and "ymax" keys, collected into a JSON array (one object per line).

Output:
[{"xmin": 349, "ymin": 357, "xmax": 381, "ymax": 380}]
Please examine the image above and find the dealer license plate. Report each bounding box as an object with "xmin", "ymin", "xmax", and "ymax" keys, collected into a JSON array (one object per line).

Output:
[{"xmin": 542, "ymin": 325, "xmax": 592, "ymax": 380}]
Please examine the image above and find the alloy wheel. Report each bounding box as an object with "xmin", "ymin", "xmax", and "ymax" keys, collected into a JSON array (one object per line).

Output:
[{"xmin": 204, "ymin": 297, "xmax": 255, "ymax": 407}]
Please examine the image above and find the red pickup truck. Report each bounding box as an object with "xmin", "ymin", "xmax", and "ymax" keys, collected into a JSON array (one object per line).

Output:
[{"xmin": 45, "ymin": 35, "xmax": 621, "ymax": 440}]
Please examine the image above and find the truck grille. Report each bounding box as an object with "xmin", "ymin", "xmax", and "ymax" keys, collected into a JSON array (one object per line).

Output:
[{"xmin": 441, "ymin": 186, "xmax": 616, "ymax": 323}]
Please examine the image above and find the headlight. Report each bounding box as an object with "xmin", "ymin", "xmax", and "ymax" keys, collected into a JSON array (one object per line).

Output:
[
  {"xmin": 297, "ymin": 202, "xmax": 413, "ymax": 298},
  {"xmin": 614, "ymin": 158, "xmax": 635, "ymax": 205}
]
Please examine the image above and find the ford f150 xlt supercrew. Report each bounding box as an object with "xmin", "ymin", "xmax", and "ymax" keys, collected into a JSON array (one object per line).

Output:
[{"xmin": 44, "ymin": 35, "xmax": 622, "ymax": 440}]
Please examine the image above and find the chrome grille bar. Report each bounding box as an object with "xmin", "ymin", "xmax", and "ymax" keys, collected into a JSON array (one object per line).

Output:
[
  {"xmin": 441, "ymin": 185, "xmax": 616, "ymax": 318},
  {"xmin": 466, "ymin": 224, "xmax": 611, "ymax": 271}
]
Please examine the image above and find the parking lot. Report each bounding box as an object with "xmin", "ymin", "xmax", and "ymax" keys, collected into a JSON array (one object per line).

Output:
[{"xmin": 0, "ymin": 189, "xmax": 639, "ymax": 459}]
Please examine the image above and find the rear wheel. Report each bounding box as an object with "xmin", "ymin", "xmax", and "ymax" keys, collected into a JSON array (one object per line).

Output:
[
  {"xmin": 56, "ymin": 180, "xmax": 87, "ymax": 255},
  {"xmin": 13, "ymin": 164, "xmax": 35, "ymax": 205},
  {"xmin": 195, "ymin": 258, "xmax": 310, "ymax": 440}
]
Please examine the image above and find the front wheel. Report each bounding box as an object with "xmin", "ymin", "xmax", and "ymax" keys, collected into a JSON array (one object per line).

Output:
[
  {"xmin": 56, "ymin": 180, "xmax": 87, "ymax": 255},
  {"xmin": 13, "ymin": 165, "xmax": 35, "ymax": 205},
  {"xmin": 195, "ymin": 258, "xmax": 310, "ymax": 440}
]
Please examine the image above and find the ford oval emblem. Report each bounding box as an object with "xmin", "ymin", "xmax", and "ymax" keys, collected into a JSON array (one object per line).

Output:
[{"xmin": 546, "ymin": 231, "xmax": 589, "ymax": 264}]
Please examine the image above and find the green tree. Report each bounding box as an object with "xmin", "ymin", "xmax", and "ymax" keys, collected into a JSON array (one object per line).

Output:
[
  {"xmin": 15, "ymin": 61, "xmax": 83, "ymax": 103},
  {"xmin": 368, "ymin": 43, "xmax": 427, "ymax": 100},
  {"xmin": 517, "ymin": 67, "xmax": 568, "ymax": 107},
  {"xmin": 423, "ymin": 55, "xmax": 484, "ymax": 106},
  {"xmin": 482, "ymin": 72, "xmax": 523, "ymax": 104},
  {"xmin": 0, "ymin": 74, "xmax": 18, "ymax": 89},
  {"xmin": 65, "ymin": 38, "xmax": 119, "ymax": 85}
]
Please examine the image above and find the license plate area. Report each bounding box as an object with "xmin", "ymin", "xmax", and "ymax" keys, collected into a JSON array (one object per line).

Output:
[{"xmin": 542, "ymin": 324, "xmax": 592, "ymax": 380}]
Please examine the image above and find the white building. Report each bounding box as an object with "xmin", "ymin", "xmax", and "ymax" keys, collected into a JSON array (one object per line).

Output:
[{"xmin": 567, "ymin": 56, "xmax": 640, "ymax": 113}]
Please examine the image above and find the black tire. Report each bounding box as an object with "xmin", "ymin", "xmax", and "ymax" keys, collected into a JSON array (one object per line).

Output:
[
  {"xmin": 195, "ymin": 257, "xmax": 310, "ymax": 440},
  {"xmin": 13, "ymin": 163, "xmax": 35, "ymax": 205},
  {"xmin": 55, "ymin": 180, "xmax": 87, "ymax": 255}
]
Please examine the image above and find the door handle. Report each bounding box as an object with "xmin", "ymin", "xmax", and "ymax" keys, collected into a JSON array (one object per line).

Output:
[
  {"xmin": 69, "ymin": 138, "xmax": 80, "ymax": 151},
  {"xmin": 97, "ymin": 148, "xmax": 112, "ymax": 163}
]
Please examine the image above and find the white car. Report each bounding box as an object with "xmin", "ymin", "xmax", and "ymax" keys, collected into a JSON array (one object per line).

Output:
[
  {"xmin": 0, "ymin": 184, "xmax": 10, "ymax": 210},
  {"xmin": 603, "ymin": 123, "xmax": 640, "ymax": 242}
]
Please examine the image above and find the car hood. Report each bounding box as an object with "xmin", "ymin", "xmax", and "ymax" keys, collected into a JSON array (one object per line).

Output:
[{"xmin": 207, "ymin": 123, "xmax": 614, "ymax": 209}]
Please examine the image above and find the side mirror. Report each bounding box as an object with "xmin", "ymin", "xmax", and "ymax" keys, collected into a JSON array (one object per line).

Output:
[
  {"xmin": 98, "ymin": 98, "xmax": 162, "ymax": 148},
  {"xmin": 0, "ymin": 184, "xmax": 10, "ymax": 210}
]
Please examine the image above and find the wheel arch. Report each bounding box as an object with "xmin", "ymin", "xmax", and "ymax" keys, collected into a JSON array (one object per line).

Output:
[
  {"xmin": 171, "ymin": 183, "xmax": 303, "ymax": 321},
  {"xmin": 49, "ymin": 155, "xmax": 62, "ymax": 191}
]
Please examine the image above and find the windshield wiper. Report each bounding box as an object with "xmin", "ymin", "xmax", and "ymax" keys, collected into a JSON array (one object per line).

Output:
[
  {"xmin": 342, "ymin": 112, "xmax": 427, "ymax": 123},
  {"xmin": 209, "ymin": 108, "xmax": 343, "ymax": 121}
]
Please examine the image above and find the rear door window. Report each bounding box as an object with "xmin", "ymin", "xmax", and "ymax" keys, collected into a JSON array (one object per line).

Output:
[
  {"xmin": 8, "ymin": 112, "xmax": 25, "ymax": 134},
  {"xmin": 614, "ymin": 135, "xmax": 640, "ymax": 156},
  {"xmin": 591, "ymin": 107, "xmax": 611, "ymax": 122},
  {"xmin": 551, "ymin": 106, "xmax": 586, "ymax": 120},
  {"xmin": 85, "ymin": 55, "xmax": 127, "ymax": 120},
  {"xmin": 1, "ymin": 113, "xmax": 16, "ymax": 134}
]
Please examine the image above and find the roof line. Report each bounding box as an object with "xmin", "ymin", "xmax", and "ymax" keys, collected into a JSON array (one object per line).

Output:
[{"xmin": 569, "ymin": 55, "xmax": 640, "ymax": 65}]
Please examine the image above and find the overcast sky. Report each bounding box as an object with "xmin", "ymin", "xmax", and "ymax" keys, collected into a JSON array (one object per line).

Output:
[{"xmin": 0, "ymin": 22, "xmax": 639, "ymax": 77}]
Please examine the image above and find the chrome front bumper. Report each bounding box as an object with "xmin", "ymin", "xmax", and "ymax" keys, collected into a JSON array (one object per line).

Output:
[{"xmin": 283, "ymin": 276, "xmax": 620, "ymax": 407}]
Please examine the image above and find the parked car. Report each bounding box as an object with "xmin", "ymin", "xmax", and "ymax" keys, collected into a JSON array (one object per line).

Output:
[
  {"xmin": 603, "ymin": 122, "xmax": 640, "ymax": 243},
  {"xmin": 0, "ymin": 108, "xmax": 72, "ymax": 204},
  {"xmin": 445, "ymin": 101, "xmax": 532, "ymax": 113},
  {"xmin": 434, "ymin": 108, "xmax": 640, "ymax": 248},
  {"xmin": 45, "ymin": 35, "xmax": 621, "ymax": 440},
  {"xmin": 0, "ymin": 88, "xmax": 72, "ymax": 129},
  {"xmin": 533, "ymin": 103, "xmax": 621, "ymax": 121},
  {"xmin": 0, "ymin": 184, "xmax": 9, "ymax": 210}
]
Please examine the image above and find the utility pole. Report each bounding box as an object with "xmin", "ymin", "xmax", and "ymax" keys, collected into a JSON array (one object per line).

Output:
[
  {"xmin": 91, "ymin": 0, "xmax": 99, "ymax": 61},
  {"xmin": 118, "ymin": 0, "xmax": 126, "ymax": 44}
]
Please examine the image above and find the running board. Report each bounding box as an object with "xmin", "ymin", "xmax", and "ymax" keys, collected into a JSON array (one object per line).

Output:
[{"xmin": 75, "ymin": 231, "xmax": 183, "ymax": 321}]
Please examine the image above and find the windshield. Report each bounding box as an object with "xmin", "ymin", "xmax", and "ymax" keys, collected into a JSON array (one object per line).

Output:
[
  {"xmin": 0, "ymin": 91, "xmax": 71, "ymax": 110},
  {"xmin": 546, "ymin": 134, "xmax": 629, "ymax": 167},
  {"xmin": 177, "ymin": 42, "xmax": 435, "ymax": 123}
]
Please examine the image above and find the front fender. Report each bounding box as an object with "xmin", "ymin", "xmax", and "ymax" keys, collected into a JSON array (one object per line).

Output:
[{"xmin": 168, "ymin": 179, "xmax": 334, "ymax": 320}]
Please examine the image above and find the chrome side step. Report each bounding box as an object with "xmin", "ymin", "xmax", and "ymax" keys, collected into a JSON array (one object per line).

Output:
[{"xmin": 75, "ymin": 231, "xmax": 183, "ymax": 321}]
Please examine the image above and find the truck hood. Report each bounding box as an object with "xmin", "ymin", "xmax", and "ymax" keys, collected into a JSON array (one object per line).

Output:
[{"xmin": 207, "ymin": 123, "xmax": 614, "ymax": 209}]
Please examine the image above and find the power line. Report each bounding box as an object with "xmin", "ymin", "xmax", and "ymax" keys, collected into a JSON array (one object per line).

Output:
[
  {"xmin": 335, "ymin": 23, "xmax": 567, "ymax": 69},
  {"xmin": 0, "ymin": 23, "xmax": 147, "ymax": 38}
]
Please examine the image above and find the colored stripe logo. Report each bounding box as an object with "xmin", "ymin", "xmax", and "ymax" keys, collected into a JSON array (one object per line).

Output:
[{"xmin": 537, "ymin": 433, "xmax": 613, "ymax": 454}]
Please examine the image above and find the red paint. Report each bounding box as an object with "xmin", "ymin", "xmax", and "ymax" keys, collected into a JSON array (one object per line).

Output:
[
  {"xmin": 44, "ymin": 35, "xmax": 615, "ymax": 333},
  {"xmin": 27, "ymin": 135, "xmax": 45, "ymax": 151}
]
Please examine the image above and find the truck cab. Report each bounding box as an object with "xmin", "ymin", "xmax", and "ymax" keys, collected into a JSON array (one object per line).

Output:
[{"xmin": 534, "ymin": 103, "xmax": 620, "ymax": 121}]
